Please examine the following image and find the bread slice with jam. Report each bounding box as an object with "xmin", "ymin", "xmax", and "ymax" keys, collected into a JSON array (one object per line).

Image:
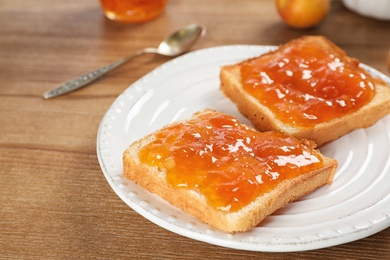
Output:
[
  {"xmin": 123, "ymin": 109, "xmax": 338, "ymax": 233},
  {"xmin": 220, "ymin": 36, "xmax": 390, "ymax": 146}
]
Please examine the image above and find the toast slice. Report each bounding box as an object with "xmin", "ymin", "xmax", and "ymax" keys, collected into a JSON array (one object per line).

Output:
[
  {"xmin": 220, "ymin": 36, "xmax": 390, "ymax": 146},
  {"xmin": 123, "ymin": 109, "xmax": 337, "ymax": 233}
]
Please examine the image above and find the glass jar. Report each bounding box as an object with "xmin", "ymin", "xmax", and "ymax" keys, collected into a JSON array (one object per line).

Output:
[{"xmin": 99, "ymin": 0, "xmax": 168, "ymax": 23}]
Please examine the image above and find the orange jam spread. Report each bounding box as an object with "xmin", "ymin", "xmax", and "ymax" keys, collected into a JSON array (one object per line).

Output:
[
  {"xmin": 240, "ymin": 39, "xmax": 376, "ymax": 127},
  {"xmin": 138, "ymin": 112, "xmax": 324, "ymax": 212}
]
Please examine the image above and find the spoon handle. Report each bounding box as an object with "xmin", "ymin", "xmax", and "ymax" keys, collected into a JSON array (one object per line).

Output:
[{"xmin": 42, "ymin": 49, "xmax": 153, "ymax": 99}]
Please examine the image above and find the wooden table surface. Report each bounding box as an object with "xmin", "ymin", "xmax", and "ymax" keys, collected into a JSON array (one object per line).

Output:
[{"xmin": 1, "ymin": 0, "xmax": 389, "ymax": 258}]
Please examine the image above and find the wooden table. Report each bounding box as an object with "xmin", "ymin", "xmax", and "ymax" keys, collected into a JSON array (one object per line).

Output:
[{"xmin": 1, "ymin": 0, "xmax": 389, "ymax": 258}]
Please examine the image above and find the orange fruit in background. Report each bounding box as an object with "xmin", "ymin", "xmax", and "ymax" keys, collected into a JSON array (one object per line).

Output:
[{"xmin": 276, "ymin": 0, "xmax": 331, "ymax": 29}]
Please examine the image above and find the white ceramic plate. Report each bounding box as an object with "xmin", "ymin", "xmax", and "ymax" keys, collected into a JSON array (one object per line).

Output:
[{"xmin": 97, "ymin": 45, "xmax": 390, "ymax": 252}]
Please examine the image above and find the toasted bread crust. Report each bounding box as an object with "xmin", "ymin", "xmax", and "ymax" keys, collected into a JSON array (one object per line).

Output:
[
  {"xmin": 123, "ymin": 109, "xmax": 338, "ymax": 233},
  {"xmin": 220, "ymin": 36, "xmax": 390, "ymax": 146}
]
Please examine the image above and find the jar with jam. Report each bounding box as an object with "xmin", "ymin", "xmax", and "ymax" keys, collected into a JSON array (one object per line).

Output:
[{"xmin": 99, "ymin": 0, "xmax": 168, "ymax": 23}]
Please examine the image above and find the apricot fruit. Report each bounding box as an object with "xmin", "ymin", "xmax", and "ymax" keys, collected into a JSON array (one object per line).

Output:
[{"xmin": 276, "ymin": 0, "xmax": 330, "ymax": 29}]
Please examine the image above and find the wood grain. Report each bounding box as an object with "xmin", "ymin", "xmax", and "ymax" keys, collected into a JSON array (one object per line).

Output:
[{"xmin": 0, "ymin": 0, "xmax": 389, "ymax": 259}]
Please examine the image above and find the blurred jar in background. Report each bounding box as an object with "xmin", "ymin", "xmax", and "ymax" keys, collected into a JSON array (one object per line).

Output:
[{"xmin": 100, "ymin": 0, "xmax": 168, "ymax": 23}]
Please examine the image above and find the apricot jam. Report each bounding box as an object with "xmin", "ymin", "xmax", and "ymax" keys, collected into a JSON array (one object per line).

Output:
[
  {"xmin": 240, "ymin": 39, "xmax": 375, "ymax": 127},
  {"xmin": 99, "ymin": 0, "xmax": 168, "ymax": 23},
  {"xmin": 139, "ymin": 112, "xmax": 324, "ymax": 212}
]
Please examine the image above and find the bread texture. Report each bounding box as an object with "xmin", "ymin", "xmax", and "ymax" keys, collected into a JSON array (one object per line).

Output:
[
  {"xmin": 123, "ymin": 109, "xmax": 338, "ymax": 233},
  {"xmin": 220, "ymin": 36, "xmax": 390, "ymax": 146}
]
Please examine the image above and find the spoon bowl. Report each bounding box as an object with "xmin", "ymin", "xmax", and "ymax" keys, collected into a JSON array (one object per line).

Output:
[
  {"xmin": 43, "ymin": 23, "xmax": 206, "ymax": 99},
  {"xmin": 156, "ymin": 23, "xmax": 205, "ymax": 56}
]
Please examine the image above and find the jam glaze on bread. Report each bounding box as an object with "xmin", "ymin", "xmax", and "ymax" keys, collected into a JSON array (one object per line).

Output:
[
  {"xmin": 123, "ymin": 109, "xmax": 338, "ymax": 233},
  {"xmin": 220, "ymin": 36, "xmax": 390, "ymax": 146}
]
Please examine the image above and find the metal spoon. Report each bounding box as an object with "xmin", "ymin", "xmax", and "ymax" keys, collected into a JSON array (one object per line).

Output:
[{"xmin": 43, "ymin": 23, "xmax": 205, "ymax": 99}]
